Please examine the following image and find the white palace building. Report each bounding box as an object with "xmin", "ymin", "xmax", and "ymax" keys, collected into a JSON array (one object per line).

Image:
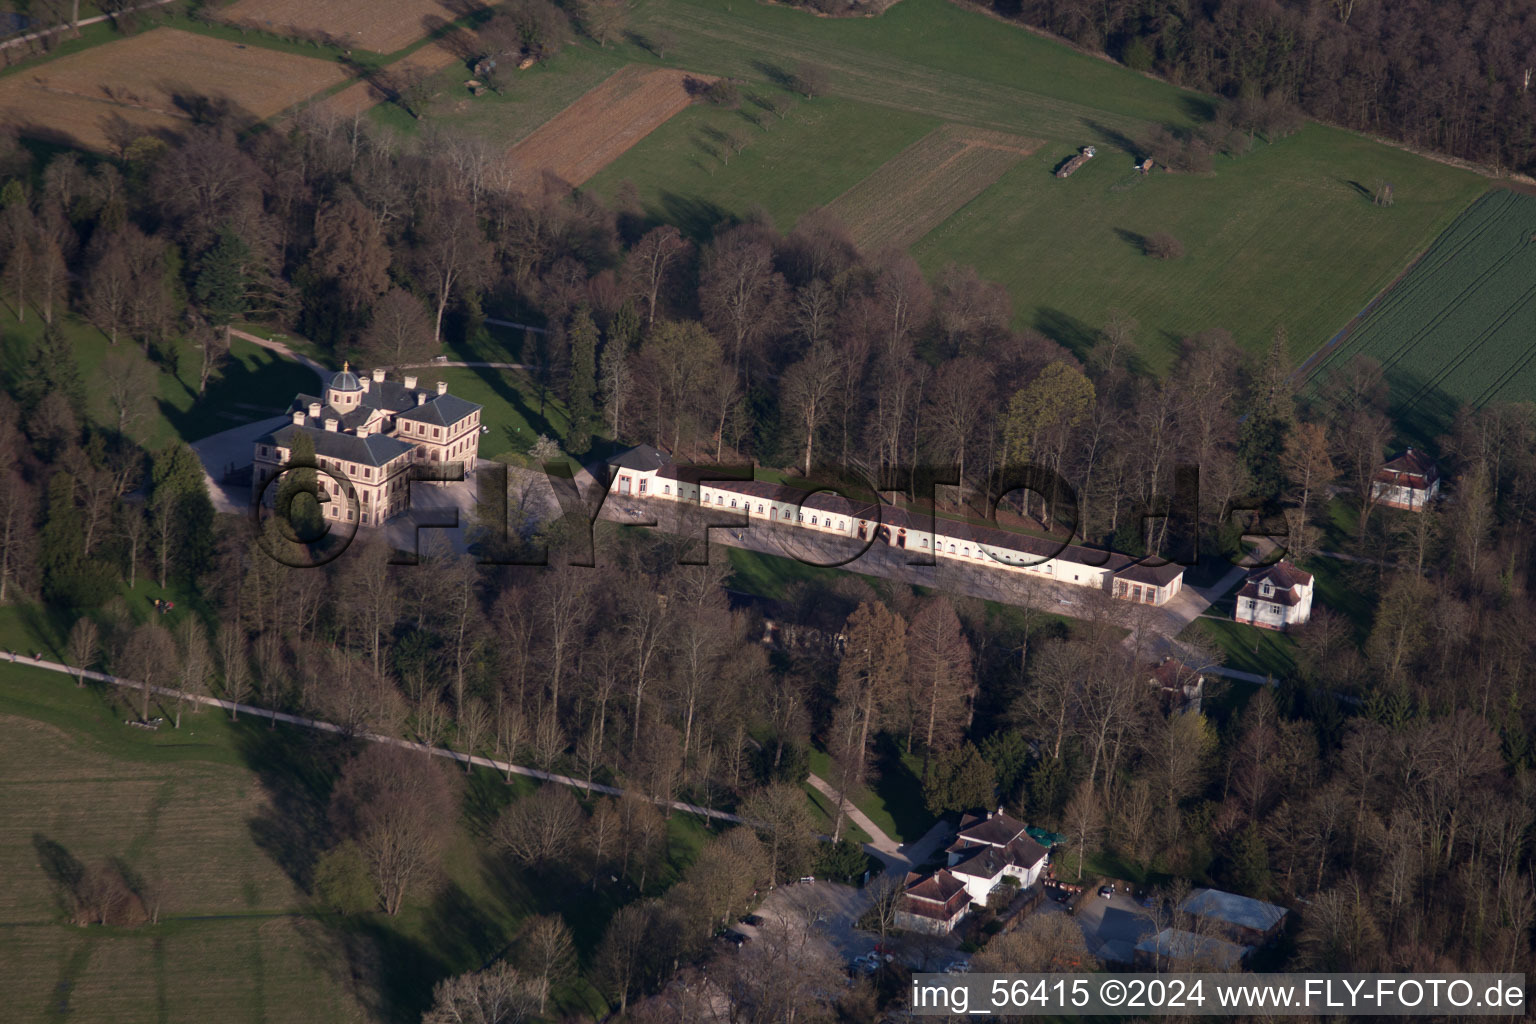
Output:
[{"xmin": 606, "ymin": 445, "xmax": 1187, "ymax": 606}]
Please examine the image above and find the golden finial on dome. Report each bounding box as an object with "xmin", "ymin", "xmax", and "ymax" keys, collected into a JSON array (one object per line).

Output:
[{"xmin": 343, "ymin": 360, "xmax": 350, "ymax": 373}]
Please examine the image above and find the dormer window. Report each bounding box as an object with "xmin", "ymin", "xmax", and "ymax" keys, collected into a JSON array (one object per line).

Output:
[{"xmin": 1261, "ymin": 582, "xmax": 1273, "ymax": 597}]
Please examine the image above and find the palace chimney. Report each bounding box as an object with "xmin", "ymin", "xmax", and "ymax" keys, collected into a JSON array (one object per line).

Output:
[
  {"xmin": 324, "ymin": 417, "xmax": 338, "ymax": 432},
  {"xmin": 403, "ymin": 374, "xmax": 417, "ymax": 389},
  {"xmin": 308, "ymin": 401, "xmax": 322, "ymax": 419},
  {"xmin": 437, "ymin": 380, "xmax": 448, "ymax": 396}
]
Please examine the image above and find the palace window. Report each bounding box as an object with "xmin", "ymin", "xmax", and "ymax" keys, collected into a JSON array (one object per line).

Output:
[
  {"xmin": 664, "ymin": 484, "xmax": 671, "ymax": 495},
  {"xmin": 811, "ymin": 516, "xmax": 818, "ymax": 525}
]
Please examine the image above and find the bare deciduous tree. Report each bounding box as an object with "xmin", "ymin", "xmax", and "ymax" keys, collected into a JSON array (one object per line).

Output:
[{"xmin": 330, "ymin": 744, "xmax": 460, "ymax": 916}]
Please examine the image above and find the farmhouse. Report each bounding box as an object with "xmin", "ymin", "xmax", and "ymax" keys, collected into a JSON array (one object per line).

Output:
[
  {"xmin": 944, "ymin": 809, "xmax": 1049, "ymax": 899},
  {"xmin": 1233, "ymin": 560, "xmax": 1314, "ymax": 630},
  {"xmin": 893, "ymin": 869, "xmax": 971, "ymax": 936},
  {"xmin": 1372, "ymin": 448, "xmax": 1440, "ymax": 510},
  {"xmin": 252, "ymin": 366, "xmax": 482, "ymax": 527},
  {"xmin": 895, "ymin": 810, "xmax": 1049, "ymax": 934},
  {"xmin": 606, "ymin": 446, "xmax": 1188, "ymax": 605},
  {"xmin": 1147, "ymin": 655, "xmax": 1204, "ymax": 713}
]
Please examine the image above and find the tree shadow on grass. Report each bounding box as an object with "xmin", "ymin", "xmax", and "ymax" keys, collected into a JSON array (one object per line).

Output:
[
  {"xmin": 462, "ymin": 363, "xmax": 564, "ymax": 450},
  {"xmin": 1082, "ymin": 118, "xmax": 1140, "ymax": 156},
  {"xmin": 1179, "ymin": 94, "xmax": 1219, "ymax": 123},
  {"xmin": 32, "ymin": 833, "xmax": 85, "ymax": 916},
  {"xmin": 158, "ymin": 352, "xmax": 318, "ymax": 444},
  {"xmin": 1034, "ymin": 307, "xmax": 1100, "ymax": 361},
  {"xmin": 238, "ymin": 721, "xmax": 354, "ymax": 892},
  {"xmin": 650, "ymin": 190, "xmax": 735, "ymax": 243},
  {"xmin": 1113, "ymin": 227, "xmax": 1148, "ymax": 254},
  {"xmin": 420, "ymin": 879, "xmax": 513, "ymax": 975},
  {"xmin": 869, "ymin": 734, "xmax": 936, "ymax": 842},
  {"xmin": 341, "ymin": 916, "xmax": 452, "ymax": 1024},
  {"xmin": 751, "ymin": 59, "xmax": 796, "ymax": 91}
]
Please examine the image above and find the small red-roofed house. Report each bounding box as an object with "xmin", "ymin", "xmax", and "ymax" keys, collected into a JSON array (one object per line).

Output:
[
  {"xmin": 1234, "ymin": 560, "xmax": 1314, "ymax": 631},
  {"xmin": 1372, "ymin": 448, "xmax": 1440, "ymax": 510}
]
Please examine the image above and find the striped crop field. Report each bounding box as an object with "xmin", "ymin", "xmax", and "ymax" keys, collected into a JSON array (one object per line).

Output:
[
  {"xmin": 1305, "ymin": 188, "xmax": 1536, "ymax": 434},
  {"xmin": 823, "ymin": 124, "xmax": 1040, "ymax": 252}
]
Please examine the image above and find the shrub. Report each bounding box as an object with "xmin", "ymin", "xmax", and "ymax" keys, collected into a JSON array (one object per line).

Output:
[
  {"xmin": 313, "ymin": 841, "xmax": 378, "ymax": 915},
  {"xmin": 1145, "ymin": 232, "xmax": 1184, "ymax": 260},
  {"xmin": 704, "ymin": 79, "xmax": 741, "ymax": 108},
  {"xmin": 815, "ymin": 838, "xmax": 869, "ymax": 883}
]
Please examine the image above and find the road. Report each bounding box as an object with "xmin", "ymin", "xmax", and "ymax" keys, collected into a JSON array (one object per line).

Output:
[
  {"xmin": 0, "ymin": 0, "xmax": 177, "ymax": 51},
  {"xmin": 3, "ymin": 651, "xmax": 741, "ymax": 823}
]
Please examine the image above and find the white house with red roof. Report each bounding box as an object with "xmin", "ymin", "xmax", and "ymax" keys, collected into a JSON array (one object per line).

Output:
[
  {"xmin": 893, "ymin": 869, "xmax": 972, "ymax": 936},
  {"xmin": 1234, "ymin": 560, "xmax": 1314, "ymax": 630},
  {"xmin": 1372, "ymin": 448, "xmax": 1440, "ymax": 511},
  {"xmin": 894, "ymin": 809, "xmax": 1050, "ymax": 935},
  {"xmin": 944, "ymin": 809, "xmax": 1050, "ymax": 903}
]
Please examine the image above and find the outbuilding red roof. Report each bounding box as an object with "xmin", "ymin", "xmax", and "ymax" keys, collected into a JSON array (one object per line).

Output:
[{"xmin": 1375, "ymin": 448, "xmax": 1438, "ymax": 488}]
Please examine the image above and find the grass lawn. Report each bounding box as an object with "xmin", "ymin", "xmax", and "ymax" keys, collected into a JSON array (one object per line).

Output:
[
  {"xmin": 916, "ymin": 125, "xmax": 1487, "ymax": 372},
  {"xmin": 724, "ymin": 544, "xmax": 850, "ymax": 600},
  {"xmin": 582, "ymin": 0, "xmax": 1486, "ymax": 370},
  {"xmin": 428, "ymin": 365, "xmax": 575, "ymax": 461},
  {"xmin": 586, "ymin": 91, "xmax": 941, "ymax": 237},
  {"xmin": 0, "ymin": 657, "xmax": 718, "ymax": 1023},
  {"xmin": 1301, "ymin": 553, "xmax": 1377, "ymax": 640},
  {"xmin": 807, "ymin": 744, "xmax": 934, "ymax": 844},
  {"xmin": 0, "ymin": 309, "xmax": 317, "ymax": 450},
  {"xmin": 803, "ymin": 784, "xmax": 872, "ymax": 846},
  {"xmin": 1185, "ymin": 616, "xmax": 1299, "ymax": 681},
  {"xmin": 368, "ymin": 38, "xmax": 633, "ymax": 145},
  {"xmin": 1301, "ymin": 188, "xmax": 1536, "ymax": 443}
]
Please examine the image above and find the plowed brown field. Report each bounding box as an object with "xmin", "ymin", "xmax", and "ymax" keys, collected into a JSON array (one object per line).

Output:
[
  {"xmin": 823, "ymin": 124, "xmax": 1041, "ymax": 251},
  {"xmin": 507, "ymin": 65, "xmax": 709, "ymax": 190},
  {"xmin": 0, "ymin": 28, "xmax": 346, "ymax": 152},
  {"xmin": 318, "ymin": 38, "xmax": 464, "ymax": 118},
  {"xmin": 218, "ymin": 0, "xmax": 477, "ymax": 54}
]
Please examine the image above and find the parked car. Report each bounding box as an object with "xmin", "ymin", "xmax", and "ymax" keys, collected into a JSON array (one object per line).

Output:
[
  {"xmin": 723, "ymin": 931, "xmax": 749, "ymax": 948},
  {"xmin": 798, "ymin": 875, "xmax": 816, "ymax": 884},
  {"xmin": 741, "ymin": 914, "xmax": 764, "ymax": 927},
  {"xmin": 943, "ymin": 960, "xmax": 971, "ymax": 974},
  {"xmin": 1098, "ymin": 885, "xmax": 1114, "ymax": 898}
]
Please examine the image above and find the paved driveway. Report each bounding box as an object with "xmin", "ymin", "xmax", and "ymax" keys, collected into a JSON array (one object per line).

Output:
[
  {"xmin": 190, "ymin": 415, "xmax": 288, "ymax": 515},
  {"xmin": 1072, "ymin": 888, "xmax": 1154, "ymax": 965}
]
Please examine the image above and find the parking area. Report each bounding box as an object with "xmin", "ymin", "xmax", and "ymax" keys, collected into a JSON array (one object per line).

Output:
[
  {"xmin": 747, "ymin": 878, "xmax": 966, "ymax": 974},
  {"xmin": 1071, "ymin": 886, "xmax": 1155, "ymax": 965}
]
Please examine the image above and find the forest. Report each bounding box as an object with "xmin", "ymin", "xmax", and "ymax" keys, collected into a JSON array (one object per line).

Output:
[
  {"xmin": 974, "ymin": 0, "xmax": 1536, "ymax": 176},
  {"xmin": 1, "ymin": 70, "xmax": 1536, "ymax": 1017}
]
